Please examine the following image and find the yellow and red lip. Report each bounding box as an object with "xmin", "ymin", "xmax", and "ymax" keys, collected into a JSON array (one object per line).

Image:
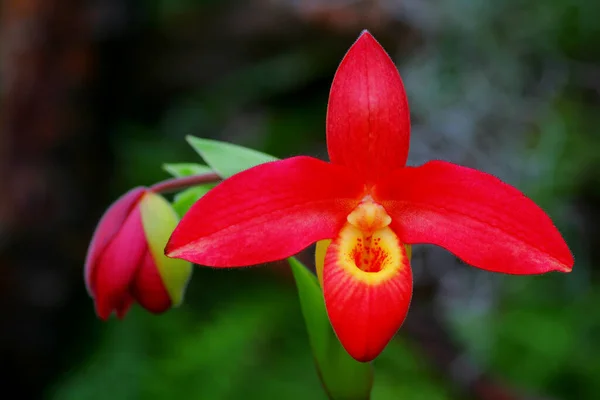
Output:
[
  {"xmin": 165, "ymin": 31, "xmax": 574, "ymax": 362},
  {"xmin": 317, "ymin": 200, "xmax": 412, "ymax": 362}
]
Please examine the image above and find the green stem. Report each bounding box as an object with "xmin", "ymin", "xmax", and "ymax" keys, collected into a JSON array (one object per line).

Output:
[{"xmin": 150, "ymin": 172, "xmax": 220, "ymax": 194}]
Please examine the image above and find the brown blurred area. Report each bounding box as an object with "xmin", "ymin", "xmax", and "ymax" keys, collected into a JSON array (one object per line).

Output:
[{"xmin": 0, "ymin": 0, "xmax": 109, "ymax": 397}]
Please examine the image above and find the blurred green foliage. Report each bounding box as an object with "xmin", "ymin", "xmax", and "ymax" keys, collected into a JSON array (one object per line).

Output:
[
  {"xmin": 290, "ymin": 257, "xmax": 373, "ymax": 400},
  {"xmin": 54, "ymin": 271, "xmax": 452, "ymax": 400}
]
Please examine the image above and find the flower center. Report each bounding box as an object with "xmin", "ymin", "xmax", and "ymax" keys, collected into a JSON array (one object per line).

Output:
[
  {"xmin": 315, "ymin": 198, "xmax": 408, "ymax": 287},
  {"xmin": 346, "ymin": 196, "xmax": 391, "ymax": 234},
  {"xmin": 338, "ymin": 198, "xmax": 399, "ymax": 274},
  {"xmin": 339, "ymin": 225, "xmax": 399, "ymax": 273}
]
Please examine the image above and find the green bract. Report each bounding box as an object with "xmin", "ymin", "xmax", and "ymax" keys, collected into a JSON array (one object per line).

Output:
[{"xmin": 140, "ymin": 192, "xmax": 192, "ymax": 307}]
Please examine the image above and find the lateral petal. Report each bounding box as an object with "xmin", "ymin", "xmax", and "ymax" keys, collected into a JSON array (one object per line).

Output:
[
  {"xmin": 326, "ymin": 31, "xmax": 411, "ymax": 184},
  {"xmin": 166, "ymin": 156, "xmax": 365, "ymax": 266},
  {"xmin": 373, "ymin": 161, "xmax": 574, "ymax": 274},
  {"xmin": 323, "ymin": 224, "xmax": 412, "ymax": 362}
]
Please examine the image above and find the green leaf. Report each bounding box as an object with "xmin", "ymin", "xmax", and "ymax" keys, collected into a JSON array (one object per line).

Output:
[
  {"xmin": 171, "ymin": 185, "xmax": 215, "ymax": 217},
  {"xmin": 186, "ymin": 136, "xmax": 278, "ymax": 178},
  {"xmin": 163, "ymin": 163, "xmax": 214, "ymax": 178},
  {"xmin": 289, "ymin": 257, "xmax": 373, "ymax": 400}
]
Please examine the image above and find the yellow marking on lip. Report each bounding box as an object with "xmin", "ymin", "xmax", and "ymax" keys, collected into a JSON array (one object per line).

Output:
[
  {"xmin": 333, "ymin": 223, "xmax": 405, "ymax": 285},
  {"xmin": 316, "ymin": 198, "xmax": 411, "ymax": 287}
]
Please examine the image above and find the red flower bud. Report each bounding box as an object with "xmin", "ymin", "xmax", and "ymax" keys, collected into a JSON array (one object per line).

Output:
[{"xmin": 85, "ymin": 187, "xmax": 192, "ymax": 320}]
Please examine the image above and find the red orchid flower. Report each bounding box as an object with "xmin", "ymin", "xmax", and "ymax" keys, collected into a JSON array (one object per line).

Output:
[{"xmin": 166, "ymin": 31, "xmax": 574, "ymax": 362}]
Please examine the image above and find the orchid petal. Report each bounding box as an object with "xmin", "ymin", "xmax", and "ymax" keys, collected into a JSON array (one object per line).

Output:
[
  {"xmin": 166, "ymin": 156, "xmax": 365, "ymax": 266},
  {"xmin": 131, "ymin": 251, "xmax": 172, "ymax": 314},
  {"xmin": 326, "ymin": 31, "xmax": 410, "ymax": 184},
  {"xmin": 323, "ymin": 224, "xmax": 412, "ymax": 362},
  {"xmin": 93, "ymin": 206, "xmax": 147, "ymax": 320},
  {"xmin": 373, "ymin": 161, "xmax": 574, "ymax": 274},
  {"xmin": 84, "ymin": 187, "xmax": 146, "ymax": 296}
]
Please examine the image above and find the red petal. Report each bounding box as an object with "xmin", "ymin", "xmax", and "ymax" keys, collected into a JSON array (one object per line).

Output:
[
  {"xmin": 323, "ymin": 224, "xmax": 412, "ymax": 362},
  {"xmin": 373, "ymin": 161, "xmax": 574, "ymax": 274},
  {"xmin": 93, "ymin": 205, "xmax": 147, "ymax": 320},
  {"xmin": 326, "ymin": 31, "xmax": 411, "ymax": 184},
  {"xmin": 166, "ymin": 156, "xmax": 365, "ymax": 266},
  {"xmin": 84, "ymin": 187, "xmax": 146, "ymax": 296},
  {"xmin": 131, "ymin": 251, "xmax": 172, "ymax": 314}
]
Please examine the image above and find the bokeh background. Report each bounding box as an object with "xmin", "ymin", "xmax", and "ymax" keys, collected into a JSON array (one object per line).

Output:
[{"xmin": 1, "ymin": 1, "xmax": 598, "ymax": 399}]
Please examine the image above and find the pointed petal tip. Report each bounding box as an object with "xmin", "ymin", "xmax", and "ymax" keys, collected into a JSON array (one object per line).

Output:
[
  {"xmin": 556, "ymin": 258, "xmax": 574, "ymax": 273},
  {"xmin": 98, "ymin": 314, "xmax": 111, "ymax": 322},
  {"xmin": 163, "ymin": 235, "xmax": 181, "ymax": 258},
  {"xmin": 163, "ymin": 239, "xmax": 191, "ymax": 263},
  {"xmin": 95, "ymin": 300, "xmax": 112, "ymax": 321},
  {"xmin": 352, "ymin": 29, "xmax": 385, "ymax": 54},
  {"xmin": 358, "ymin": 29, "xmax": 372, "ymax": 39}
]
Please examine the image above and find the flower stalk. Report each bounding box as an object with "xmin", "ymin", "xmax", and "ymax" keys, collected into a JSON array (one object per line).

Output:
[{"xmin": 150, "ymin": 172, "xmax": 221, "ymax": 194}]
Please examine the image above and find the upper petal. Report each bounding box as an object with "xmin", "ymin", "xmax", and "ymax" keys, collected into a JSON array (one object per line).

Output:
[
  {"xmin": 326, "ymin": 30, "xmax": 411, "ymax": 184},
  {"xmin": 373, "ymin": 161, "xmax": 574, "ymax": 274},
  {"xmin": 166, "ymin": 156, "xmax": 365, "ymax": 266},
  {"xmin": 84, "ymin": 187, "xmax": 146, "ymax": 296}
]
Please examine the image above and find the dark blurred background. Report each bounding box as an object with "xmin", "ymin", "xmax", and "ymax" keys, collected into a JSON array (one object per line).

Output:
[{"xmin": 0, "ymin": 1, "xmax": 598, "ymax": 399}]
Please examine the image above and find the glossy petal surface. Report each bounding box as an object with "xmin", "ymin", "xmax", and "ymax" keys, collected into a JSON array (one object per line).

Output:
[
  {"xmin": 326, "ymin": 31, "xmax": 410, "ymax": 184},
  {"xmin": 167, "ymin": 156, "xmax": 365, "ymax": 266},
  {"xmin": 93, "ymin": 206, "xmax": 147, "ymax": 320},
  {"xmin": 323, "ymin": 224, "xmax": 412, "ymax": 362},
  {"xmin": 84, "ymin": 187, "xmax": 146, "ymax": 295},
  {"xmin": 373, "ymin": 161, "xmax": 574, "ymax": 274}
]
